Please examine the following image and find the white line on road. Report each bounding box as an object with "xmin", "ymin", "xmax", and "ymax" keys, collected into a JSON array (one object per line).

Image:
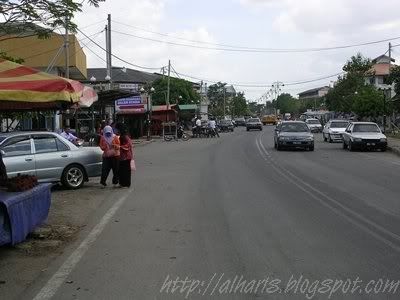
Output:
[
  {"xmin": 255, "ymin": 136, "xmax": 400, "ymax": 253},
  {"xmin": 32, "ymin": 192, "xmax": 131, "ymax": 300}
]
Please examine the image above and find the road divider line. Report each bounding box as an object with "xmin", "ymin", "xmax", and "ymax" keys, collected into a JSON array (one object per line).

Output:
[
  {"xmin": 32, "ymin": 191, "xmax": 131, "ymax": 300},
  {"xmin": 255, "ymin": 136, "xmax": 400, "ymax": 253}
]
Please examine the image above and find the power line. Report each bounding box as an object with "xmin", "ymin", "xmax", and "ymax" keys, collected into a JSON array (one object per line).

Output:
[
  {"xmin": 76, "ymin": 28, "xmax": 163, "ymax": 71},
  {"xmin": 111, "ymin": 29, "xmax": 400, "ymax": 53},
  {"xmin": 170, "ymin": 64, "xmax": 182, "ymax": 79},
  {"xmin": 172, "ymin": 68, "xmax": 343, "ymax": 88},
  {"xmin": 21, "ymin": 30, "xmax": 105, "ymax": 60},
  {"xmin": 1, "ymin": 27, "xmax": 103, "ymax": 54}
]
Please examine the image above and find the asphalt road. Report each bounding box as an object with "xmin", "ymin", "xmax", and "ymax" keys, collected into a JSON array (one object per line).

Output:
[{"xmin": 22, "ymin": 126, "xmax": 400, "ymax": 300}]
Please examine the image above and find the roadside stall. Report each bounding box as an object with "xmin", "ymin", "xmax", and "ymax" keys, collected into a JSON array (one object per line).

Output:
[{"xmin": 0, "ymin": 59, "xmax": 97, "ymax": 246}]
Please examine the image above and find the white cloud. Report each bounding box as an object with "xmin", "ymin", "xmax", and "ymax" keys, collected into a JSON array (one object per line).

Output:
[{"xmin": 72, "ymin": 0, "xmax": 400, "ymax": 101}]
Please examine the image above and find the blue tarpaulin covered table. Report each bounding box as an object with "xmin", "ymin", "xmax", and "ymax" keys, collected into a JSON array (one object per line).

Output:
[{"xmin": 0, "ymin": 184, "xmax": 51, "ymax": 246}]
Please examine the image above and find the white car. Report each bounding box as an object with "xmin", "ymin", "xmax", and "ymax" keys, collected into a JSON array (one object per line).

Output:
[
  {"xmin": 342, "ymin": 122, "xmax": 387, "ymax": 152},
  {"xmin": 322, "ymin": 120, "xmax": 349, "ymax": 143},
  {"xmin": 305, "ymin": 118, "xmax": 322, "ymax": 133}
]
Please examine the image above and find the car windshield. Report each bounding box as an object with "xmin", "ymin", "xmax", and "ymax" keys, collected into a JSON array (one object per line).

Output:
[
  {"xmin": 307, "ymin": 120, "xmax": 320, "ymax": 124},
  {"xmin": 330, "ymin": 122, "xmax": 349, "ymax": 128},
  {"xmin": 0, "ymin": 136, "xmax": 6, "ymax": 143},
  {"xmin": 280, "ymin": 123, "xmax": 310, "ymax": 132},
  {"xmin": 353, "ymin": 124, "xmax": 381, "ymax": 133}
]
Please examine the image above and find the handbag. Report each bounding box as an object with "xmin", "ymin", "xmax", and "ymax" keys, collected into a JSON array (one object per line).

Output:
[{"xmin": 130, "ymin": 159, "xmax": 136, "ymax": 171}]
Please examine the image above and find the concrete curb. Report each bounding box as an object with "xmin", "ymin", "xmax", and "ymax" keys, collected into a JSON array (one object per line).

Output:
[{"xmin": 133, "ymin": 139, "xmax": 156, "ymax": 147}]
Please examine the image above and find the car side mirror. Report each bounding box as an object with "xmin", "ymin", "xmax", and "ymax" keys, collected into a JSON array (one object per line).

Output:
[{"xmin": 0, "ymin": 150, "xmax": 5, "ymax": 156}]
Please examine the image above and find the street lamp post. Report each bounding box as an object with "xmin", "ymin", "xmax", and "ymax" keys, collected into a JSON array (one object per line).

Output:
[
  {"xmin": 141, "ymin": 87, "xmax": 155, "ymax": 141},
  {"xmin": 90, "ymin": 76, "xmax": 97, "ymax": 133},
  {"xmin": 378, "ymin": 85, "xmax": 391, "ymax": 133}
]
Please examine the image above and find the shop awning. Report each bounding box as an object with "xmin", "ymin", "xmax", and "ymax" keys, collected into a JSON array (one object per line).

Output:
[
  {"xmin": 178, "ymin": 104, "xmax": 198, "ymax": 111},
  {"xmin": 0, "ymin": 59, "xmax": 97, "ymax": 109}
]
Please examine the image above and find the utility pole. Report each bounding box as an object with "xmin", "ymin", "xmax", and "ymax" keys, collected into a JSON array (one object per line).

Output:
[
  {"xmin": 105, "ymin": 14, "xmax": 112, "ymax": 83},
  {"xmin": 270, "ymin": 81, "xmax": 284, "ymax": 115},
  {"xmin": 223, "ymin": 87, "xmax": 226, "ymax": 118},
  {"xmin": 387, "ymin": 42, "xmax": 392, "ymax": 132},
  {"xmin": 166, "ymin": 60, "xmax": 171, "ymax": 109},
  {"xmin": 64, "ymin": 16, "xmax": 70, "ymax": 79}
]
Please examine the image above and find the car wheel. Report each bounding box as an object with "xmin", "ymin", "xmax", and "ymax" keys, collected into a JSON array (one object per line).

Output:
[
  {"xmin": 381, "ymin": 146, "xmax": 387, "ymax": 152},
  {"xmin": 274, "ymin": 141, "xmax": 277, "ymax": 149},
  {"xmin": 62, "ymin": 164, "xmax": 85, "ymax": 189},
  {"xmin": 260, "ymin": 128, "xmax": 263, "ymax": 131},
  {"xmin": 246, "ymin": 128, "xmax": 249, "ymax": 131},
  {"xmin": 309, "ymin": 146, "xmax": 314, "ymax": 151},
  {"xmin": 342, "ymin": 141, "xmax": 348, "ymax": 149},
  {"xmin": 328, "ymin": 134, "xmax": 333, "ymax": 143},
  {"xmin": 348, "ymin": 141, "xmax": 354, "ymax": 152},
  {"xmin": 277, "ymin": 143, "xmax": 282, "ymax": 151},
  {"xmin": 323, "ymin": 133, "xmax": 327, "ymax": 142}
]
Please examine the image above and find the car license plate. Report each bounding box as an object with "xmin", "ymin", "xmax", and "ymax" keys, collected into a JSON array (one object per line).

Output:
[
  {"xmin": 367, "ymin": 143, "xmax": 375, "ymax": 146},
  {"xmin": 293, "ymin": 141, "xmax": 301, "ymax": 145}
]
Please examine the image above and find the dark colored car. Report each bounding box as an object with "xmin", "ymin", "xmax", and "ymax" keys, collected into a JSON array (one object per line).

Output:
[
  {"xmin": 218, "ymin": 120, "xmax": 235, "ymax": 132},
  {"xmin": 234, "ymin": 117, "xmax": 246, "ymax": 127},
  {"xmin": 246, "ymin": 118, "xmax": 263, "ymax": 131},
  {"xmin": 274, "ymin": 121, "xmax": 314, "ymax": 151}
]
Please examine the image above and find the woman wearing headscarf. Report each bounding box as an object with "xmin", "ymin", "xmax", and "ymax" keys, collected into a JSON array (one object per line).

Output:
[
  {"xmin": 118, "ymin": 128, "xmax": 133, "ymax": 188},
  {"xmin": 99, "ymin": 125, "xmax": 120, "ymax": 188}
]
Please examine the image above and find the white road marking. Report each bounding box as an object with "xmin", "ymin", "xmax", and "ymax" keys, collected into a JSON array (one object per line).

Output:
[
  {"xmin": 32, "ymin": 192, "xmax": 131, "ymax": 300},
  {"xmin": 255, "ymin": 136, "xmax": 400, "ymax": 253}
]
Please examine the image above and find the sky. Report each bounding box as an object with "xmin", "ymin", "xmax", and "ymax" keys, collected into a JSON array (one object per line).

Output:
[{"xmin": 74, "ymin": 0, "xmax": 400, "ymax": 102}]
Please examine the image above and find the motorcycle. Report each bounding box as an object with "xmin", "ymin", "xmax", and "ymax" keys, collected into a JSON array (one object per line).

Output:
[{"xmin": 164, "ymin": 125, "xmax": 190, "ymax": 141}]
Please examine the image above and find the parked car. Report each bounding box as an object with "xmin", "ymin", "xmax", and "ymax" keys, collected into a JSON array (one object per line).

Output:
[
  {"xmin": 234, "ymin": 117, "xmax": 246, "ymax": 127},
  {"xmin": 342, "ymin": 122, "xmax": 387, "ymax": 152},
  {"xmin": 218, "ymin": 120, "xmax": 235, "ymax": 132},
  {"xmin": 305, "ymin": 118, "xmax": 322, "ymax": 133},
  {"xmin": 0, "ymin": 131, "xmax": 103, "ymax": 189},
  {"xmin": 274, "ymin": 121, "xmax": 314, "ymax": 151},
  {"xmin": 261, "ymin": 115, "xmax": 278, "ymax": 125},
  {"xmin": 246, "ymin": 118, "xmax": 263, "ymax": 131},
  {"xmin": 322, "ymin": 120, "xmax": 349, "ymax": 143}
]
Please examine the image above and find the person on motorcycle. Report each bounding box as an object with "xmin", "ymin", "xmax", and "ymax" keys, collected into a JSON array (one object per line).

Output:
[
  {"xmin": 61, "ymin": 126, "xmax": 78, "ymax": 143},
  {"xmin": 209, "ymin": 118, "xmax": 219, "ymax": 137}
]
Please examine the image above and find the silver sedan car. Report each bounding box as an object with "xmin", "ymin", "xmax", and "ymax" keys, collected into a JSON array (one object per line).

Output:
[{"xmin": 0, "ymin": 131, "xmax": 103, "ymax": 189}]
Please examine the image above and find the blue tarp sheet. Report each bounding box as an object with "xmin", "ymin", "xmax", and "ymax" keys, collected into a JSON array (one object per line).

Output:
[{"xmin": 0, "ymin": 184, "xmax": 51, "ymax": 246}]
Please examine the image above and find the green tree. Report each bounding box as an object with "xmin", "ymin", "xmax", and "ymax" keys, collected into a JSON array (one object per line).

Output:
[
  {"xmin": 0, "ymin": 0, "xmax": 105, "ymax": 61},
  {"xmin": 326, "ymin": 53, "xmax": 373, "ymax": 112},
  {"xmin": 207, "ymin": 82, "xmax": 227, "ymax": 117},
  {"xmin": 231, "ymin": 92, "xmax": 248, "ymax": 117},
  {"xmin": 388, "ymin": 65, "xmax": 400, "ymax": 112},
  {"xmin": 351, "ymin": 85, "xmax": 384, "ymax": 120},
  {"xmin": 149, "ymin": 77, "xmax": 200, "ymax": 106},
  {"xmin": 0, "ymin": 1, "xmax": 104, "ymax": 40},
  {"xmin": 275, "ymin": 93, "xmax": 299, "ymax": 114}
]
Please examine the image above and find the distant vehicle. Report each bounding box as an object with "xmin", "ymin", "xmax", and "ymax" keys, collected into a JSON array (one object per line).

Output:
[
  {"xmin": 246, "ymin": 118, "xmax": 263, "ymax": 131},
  {"xmin": 305, "ymin": 118, "xmax": 322, "ymax": 133},
  {"xmin": 0, "ymin": 131, "xmax": 103, "ymax": 189},
  {"xmin": 234, "ymin": 117, "xmax": 246, "ymax": 126},
  {"xmin": 342, "ymin": 122, "xmax": 387, "ymax": 152},
  {"xmin": 274, "ymin": 121, "xmax": 314, "ymax": 151},
  {"xmin": 218, "ymin": 120, "xmax": 235, "ymax": 132},
  {"xmin": 284, "ymin": 113, "xmax": 292, "ymax": 120},
  {"xmin": 261, "ymin": 115, "xmax": 277, "ymax": 125},
  {"xmin": 322, "ymin": 120, "xmax": 349, "ymax": 143}
]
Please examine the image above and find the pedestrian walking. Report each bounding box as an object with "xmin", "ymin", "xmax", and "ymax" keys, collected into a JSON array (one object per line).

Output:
[
  {"xmin": 118, "ymin": 129, "xmax": 133, "ymax": 188},
  {"xmin": 99, "ymin": 125, "xmax": 120, "ymax": 188}
]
